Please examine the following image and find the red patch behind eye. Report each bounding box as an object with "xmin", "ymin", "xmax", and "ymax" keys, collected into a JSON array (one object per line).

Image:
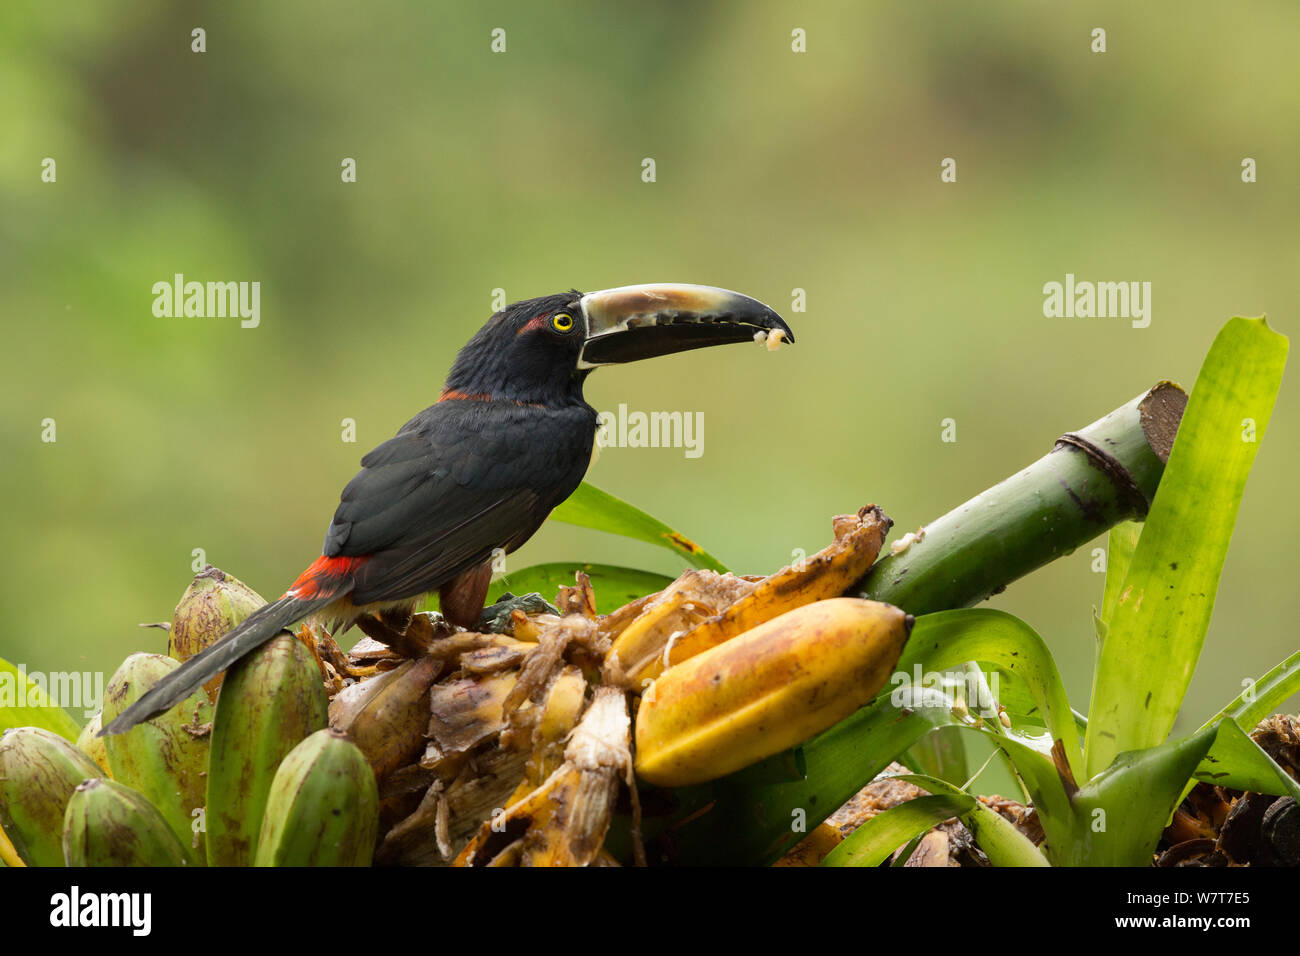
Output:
[{"xmin": 516, "ymin": 315, "xmax": 549, "ymax": 335}]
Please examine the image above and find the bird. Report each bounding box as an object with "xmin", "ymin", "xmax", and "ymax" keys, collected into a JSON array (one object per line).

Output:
[{"xmin": 102, "ymin": 283, "xmax": 794, "ymax": 735}]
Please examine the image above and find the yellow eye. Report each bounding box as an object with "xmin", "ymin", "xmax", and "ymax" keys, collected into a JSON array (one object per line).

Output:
[{"xmin": 552, "ymin": 313, "xmax": 575, "ymax": 332}]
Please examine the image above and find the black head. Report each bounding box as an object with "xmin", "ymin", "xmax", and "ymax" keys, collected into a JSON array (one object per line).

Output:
[
  {"xmin": 443, "ymin": 292, "xmax": 587, "ymax": 405},
  {"xmin": 442, "ymin": 284, "xmax": 795, "ymax": 406}
]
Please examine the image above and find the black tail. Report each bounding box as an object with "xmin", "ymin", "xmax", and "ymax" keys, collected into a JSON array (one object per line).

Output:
[{"xmin": 100, "ymin": 594, "xmax": 332, "ymax": 736}]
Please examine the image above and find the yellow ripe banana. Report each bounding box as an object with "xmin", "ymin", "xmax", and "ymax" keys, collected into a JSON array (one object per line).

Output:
[
  {"xmin": 505, "ymin": 665, "xmax": 588, "ymax": 806},
  {"xmin": 772, "ymin": 822, "xmax": 843, "ymax": 867},
  {"xmin": 527, "ymin": 667, "xmax": 587, "ymax": 779},
  {"xmin": 610, "ymin": 506, "xmax": 891, "ymax": 687},
  {"xmin": 603, "ymin": 575, "xmax": 736, "ymax": 691},
  {"xmin": 0, "ymin": 816, "xmax": 22, "ymax": 867},
  {"xmin": 634, "ymin": 597, "xmax": 911, "ymax": 787}
]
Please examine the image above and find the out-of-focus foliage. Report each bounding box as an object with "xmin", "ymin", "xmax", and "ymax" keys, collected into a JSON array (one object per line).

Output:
[{"xmin": 2, "ymin": 2, "xmax": 1297, "ymax": 761}]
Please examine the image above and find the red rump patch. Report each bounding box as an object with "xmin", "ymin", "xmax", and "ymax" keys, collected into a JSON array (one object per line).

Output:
[{"xmin": 285, "ymin": 554, "xmax": 369, "ymax": 599}]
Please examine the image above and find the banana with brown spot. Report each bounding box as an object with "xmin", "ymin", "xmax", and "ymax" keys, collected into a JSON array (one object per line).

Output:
[{"xmin": 634, "ymin": 597, "xmax": 911, "ymax": 787}]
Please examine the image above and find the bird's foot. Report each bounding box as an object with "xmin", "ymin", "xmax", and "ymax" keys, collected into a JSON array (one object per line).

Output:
[{"xmin": 476, "ymin": 592, "xmax": 560, "ymax": 634}]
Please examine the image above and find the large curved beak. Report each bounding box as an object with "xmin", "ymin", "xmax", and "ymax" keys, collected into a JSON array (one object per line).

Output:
[{"xmin": 577, "ymin": 283, "xmax": 794, "ymax": 368}]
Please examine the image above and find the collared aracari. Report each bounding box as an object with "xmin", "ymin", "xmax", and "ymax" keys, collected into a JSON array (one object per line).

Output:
[{"xmin": 102, "ymin": 283, "xmax": 794, "ymax": 736}]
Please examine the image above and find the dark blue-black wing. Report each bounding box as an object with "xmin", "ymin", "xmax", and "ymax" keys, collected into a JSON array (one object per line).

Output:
[{"xmin": 323, "ymin": 399, "xmax": 593, "ymax": 605}]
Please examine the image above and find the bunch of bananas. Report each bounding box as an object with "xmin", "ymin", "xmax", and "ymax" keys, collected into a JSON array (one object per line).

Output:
[
  {"xmin": 360, "ymin": 503, "xmax": 911, "ymax": 865},
  {"xmin": 0, "ymin": 506, "xmax": 913, "ymax": 867},
  {"xmin": 0, "ymin": 567, "xmax": 377, "ymax": 867}
]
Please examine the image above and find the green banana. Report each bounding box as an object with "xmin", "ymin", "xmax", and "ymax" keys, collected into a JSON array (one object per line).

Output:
[
  {"xmin": 206, "ymin": 632, "xmax": 328, "ymax": 866},
  {"xmin": 0, "ymin": 727, "xmax": 103, "ymax": 866},
  {"xmin": 254, "ymin": 728, "xmax": 379, "ymax": 867},
  {"xmin": 101, "ymin": 653, "xmax": 211, "ymax": 865},
  {"xmin": 170, "ymin": 566, "xmax": 267, "ymax": 701},
  {"xmin": 63, "ymin": 777, "xmax": 192, "ymax": 866},
  {"xmin": 75, "ymin": 712, "xmax": 112, "ymax": 776}
]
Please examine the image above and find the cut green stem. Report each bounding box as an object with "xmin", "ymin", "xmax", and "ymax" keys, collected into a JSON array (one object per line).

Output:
[{"xmin": 856, "ymin": 381, "xmax": 1186, "ymax": 614}]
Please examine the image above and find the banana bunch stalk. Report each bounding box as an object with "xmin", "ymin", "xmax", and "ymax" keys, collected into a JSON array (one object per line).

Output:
[{"xmin": 372, "ymin": 609, "xmax": 605, "ymax": 865}]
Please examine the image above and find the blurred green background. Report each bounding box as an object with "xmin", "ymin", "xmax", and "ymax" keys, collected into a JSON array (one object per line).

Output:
[{"xmin": 3, "ymin": 2, "xmax": 1297, "ymax": 750}]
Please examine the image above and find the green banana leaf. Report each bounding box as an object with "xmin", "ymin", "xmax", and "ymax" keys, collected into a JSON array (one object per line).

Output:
[
  {"xmin": 885, "ymin": 640, "xmax": 1285, "ymax": 866},
  {"xmin": 1093, "ymin": 519, "xmax": 1142, "ymax": 644},
  {"xmin": 982, "ymin": 667, "xmax": 1087, "ymax": 736},
  {"xmin": 550, "ymin": 482, "xmax": 729, "ymax": 571},
  {"xmin": 1192, "ymin": 717, "xmax": 1300, "ymax": 800},
  {"xmin": 848, "ymin": 772, "xmax": 1050, "ymax": 867},
  {"xmin": 905, "ymin": 726, "xmax": 969, "ymax": 788},
  {"xmin": 628, "ymin": 656, "xmax": 1225, "ymax": 866},
  {"xmin": 734, "ymin": 648, "xmax": 1289, "ymax": 866},
  {"xmin": 1198, "ymin": 648, "xmax": 1300, "ymax": 736},
  {"xmin": 897, "ymin": 609, "xmax": 1084, "ymax": 783},
  {"xmin": 975, "ymin": 724, "xmax": 1076, "ymax": 859},
  {"xmin": 1085, "ymin": 317, "xmax": 1289, "ymax": 777},
  {"xmin": 1066, "ymin": 723, "xmax": 1220, "ymax": 867},
  {"xmin": 0, "ymin": 656, "xmax": 81, "ymax": 741},
  {"xmin": 1175, "ymin": 651, "xmax": 1300, "ymax": 805},
  {"xmin": 822, "ymin": 794, "xmax": 973, "ymax": 867},
  {"xmin": 486, "ymin": 562, "xmax": 674, "ymax": 615}
]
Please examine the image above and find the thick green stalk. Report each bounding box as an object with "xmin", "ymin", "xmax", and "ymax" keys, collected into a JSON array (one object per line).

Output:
[
  {"xmin": 856, "ymin": 381, "xmax": 1186, "ymax": 613},
  {"xmin": 855, "ymin": 383, "xmax": 1185, "ymax": 794}
]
